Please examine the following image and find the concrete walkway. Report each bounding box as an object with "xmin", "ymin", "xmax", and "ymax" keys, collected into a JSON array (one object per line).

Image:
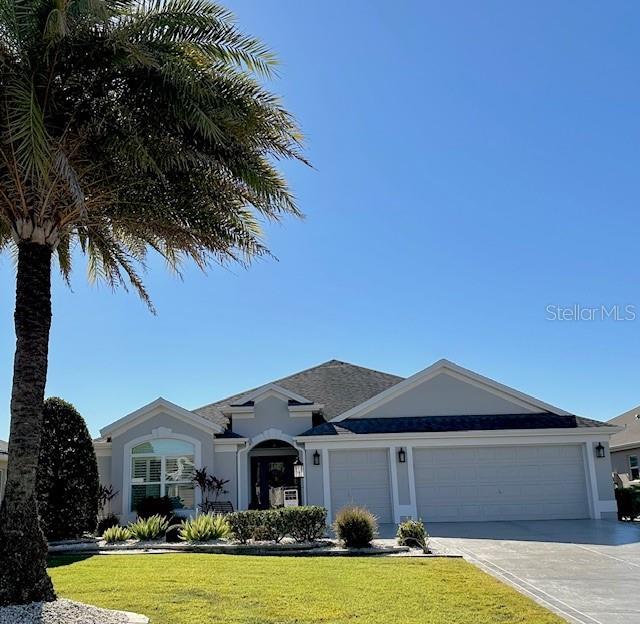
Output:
[{"xmin": 422, "ymin": 520, "xmax": 640, "ymax": 624}]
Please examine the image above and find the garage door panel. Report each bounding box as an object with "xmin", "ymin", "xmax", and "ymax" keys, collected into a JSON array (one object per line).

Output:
[
  {"xmin": 414, "ymin": 445, "xmax": 589, "ymax": 522},
  {"xmin": 329, "ymin": 449, "xmax": 392, "ymax": 523}
]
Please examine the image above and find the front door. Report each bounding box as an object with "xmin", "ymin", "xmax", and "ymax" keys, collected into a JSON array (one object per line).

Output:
[{"xmin": 250, "ymin": 456, "xmax": 297, "ymax": 509}]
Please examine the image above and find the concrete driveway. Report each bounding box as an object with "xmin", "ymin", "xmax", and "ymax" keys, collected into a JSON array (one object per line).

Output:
[{"xmin": 426, "ymin": 520, "xmax": 640, "ymax": 624}]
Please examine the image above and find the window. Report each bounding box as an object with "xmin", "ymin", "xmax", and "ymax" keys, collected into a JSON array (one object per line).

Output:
[
  {"xmin": 629, "ymin": 455, "xmax": 639, "ymax": 481},
  {"xmin": 130, "ymin": 439, "xmax": 196, "ymax": 512}
]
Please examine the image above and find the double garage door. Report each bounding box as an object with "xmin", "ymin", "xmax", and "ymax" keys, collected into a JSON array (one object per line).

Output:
[{"xmin": 329, "ymin": 444, "xmax": 590, "ymax": 523}]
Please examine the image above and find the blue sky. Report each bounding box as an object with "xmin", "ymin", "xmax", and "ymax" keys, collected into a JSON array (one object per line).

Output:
[{"xmin": 1, "ymin": 1, "xmax": 639, "ymax": 438}]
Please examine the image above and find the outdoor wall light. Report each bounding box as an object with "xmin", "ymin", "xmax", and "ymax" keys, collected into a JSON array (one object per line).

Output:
[
  {"xmin": 313, "ymin": 450, "xmax": 321, "ymax": 466},
  {"xmin": 595, "ymin": 442, "xmax": 605, "ymax": 459},
  {"xmin": 293, "ymin": 457, "xmax": 305, "ymax": 479},
  {"xmin": 398, "ymin": 448, "xmax": 406, "ymax": 463}
]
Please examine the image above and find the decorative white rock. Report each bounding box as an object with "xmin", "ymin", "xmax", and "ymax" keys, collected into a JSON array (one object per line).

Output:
[{"xmin": 0, "ymin": 599, "xmax": 149, "ymax": 624}]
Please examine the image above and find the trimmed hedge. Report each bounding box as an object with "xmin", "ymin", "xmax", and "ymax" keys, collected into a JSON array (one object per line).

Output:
[
  {"xmin": 36, "ymin": 397, "xmax": 100, "ymax": 541},
  {"xmin": 227, "ymin": 506, "xmax": 327, "ymax": 544},
  {"xmin": 282, "ymin": 506, "xmax": 326, "ymax": 542}
]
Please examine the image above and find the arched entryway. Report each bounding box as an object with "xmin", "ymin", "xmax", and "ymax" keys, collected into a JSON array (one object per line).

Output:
[{"xmin": 248, "ymin": 440, "xmax": 302, "ymax": 509}]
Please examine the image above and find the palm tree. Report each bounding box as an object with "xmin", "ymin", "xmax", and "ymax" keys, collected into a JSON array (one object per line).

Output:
[{"xmin": 0, "ymin": 0, "xmax": 305, "ymax": 605}]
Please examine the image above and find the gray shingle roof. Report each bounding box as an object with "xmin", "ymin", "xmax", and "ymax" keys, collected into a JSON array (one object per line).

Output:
[
  {"xmin": 0, "ymin": 439, "xmax": 7, "ymax": 454},
  {"xmin": 194, "ymin": 360, "xmax": 403, "ymax": 424},
  {"xmin": 608, "ymin": 405, "xmax": 640, "ymax": 450},
  {"xmin": 300, "ymin": 413, "xmax": 611, "ymax": 436}
]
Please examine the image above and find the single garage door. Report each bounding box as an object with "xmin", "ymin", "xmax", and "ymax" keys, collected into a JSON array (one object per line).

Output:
[
  {"xmin": 414, "ymin": 445, "xmax": 590, "ymax": 522},
  {"xmin": 329, "ymin": 449, "xmax": 393, "ymax": 523}
]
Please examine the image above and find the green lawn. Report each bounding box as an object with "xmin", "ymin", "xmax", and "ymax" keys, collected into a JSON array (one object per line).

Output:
[{"xmin": 49, "ymin": 554, "xmax": 563, "ymax": 624}]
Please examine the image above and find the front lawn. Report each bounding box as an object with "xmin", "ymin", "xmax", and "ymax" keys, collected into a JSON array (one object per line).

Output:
[{"xmin": 49, "ymin": 554, "xmax": 563, "ymax": 624}]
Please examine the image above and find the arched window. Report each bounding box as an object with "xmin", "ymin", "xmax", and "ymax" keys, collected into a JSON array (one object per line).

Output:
[{"xmin": 130, "ymin": 438, "xmax": 195, "ymax": 512}]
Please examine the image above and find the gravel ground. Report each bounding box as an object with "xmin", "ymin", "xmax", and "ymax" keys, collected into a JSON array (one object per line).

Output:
[{"xmin": 0, "ymin": 599, "xmax": 145, "ymax": 623}]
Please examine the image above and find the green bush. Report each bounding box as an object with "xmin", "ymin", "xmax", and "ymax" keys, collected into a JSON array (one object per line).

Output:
[
  {"xmin": 97, "ymin": 514, "xmax": 120, "ymax": 537},
  {"xmin": 226, "ymin": 507, "xmax": 327, "ymax": 543},
  {"xmin": 396, "ymin": 519, "xmax": 429, "ymax": 552},
  {"xmin": 179, "ymin": 513, "xmax": 231, "ymax": 542},
  {"xmin": 616, "ymin": 486, "xmax": 640, "ymax": 520},
  {"xmin": 102, "ymin": 525, "xmax": 132, "ymax": 543},
  {"xmin": 333, "ymin": 506, "xmax": 377, "ymax": 548},
  {"xmin": 135, "ymin": 495, "xmax": 176, "ymax": 520},
  {"xmin": 36, "ymin": 397, "xmax": 100, "ymax": 541},
  {"xmin": 255, "ymin": 509, "xmax": 289, "ymax": 543},
  {"xmin": 282, "ymin": 506, "xmax": 327, "ymax": 543},
  {"xmin": 226, "ymin": 510, "xmax": 259, "ymax": 544},
  {"xmin": 128, "ymin": 514, "xmax": 169, "ymax": 540}
]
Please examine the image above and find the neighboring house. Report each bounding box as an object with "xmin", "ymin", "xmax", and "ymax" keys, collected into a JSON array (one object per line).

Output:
[
  {"xmin": 0, "ymin": 439, "xmax": 7, "ymax": 501},
  {"xmin": 608, "ymin": 405, "xmax": 640, "ymax": 480},
  {"xmin": 94, "ymin": 359, "xmax": 620, "ymax": 524}
]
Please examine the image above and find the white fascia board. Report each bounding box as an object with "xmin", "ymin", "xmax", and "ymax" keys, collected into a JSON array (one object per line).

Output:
[
  {"xmin": 331, "ymin": 359, "xmax": 574, "ymax": 422},
  {"xmin": 289, "ymin": 403, "xmax": 323, "ymax": 413},
  {"xmin": 93, "ymin": 441, "xmax": 112, "ymax": 457},
  {"xmin": 214, "ymin": 437, "xmax": 248, "ymax": 446},
  {"xmin": 296, "ymin": 426, "xmax": 621, "ymax": 446},
  {"xmin": 100, "ymin": 397, "xmax": 224, "ymax": 437},
  {"xmin": 230, "ymin": 383, "xmax": 313, "ymax": 406}
]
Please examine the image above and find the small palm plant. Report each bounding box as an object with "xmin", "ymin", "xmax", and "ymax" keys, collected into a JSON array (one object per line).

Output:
[
  {"xmin": 179, "ymin": 513, "xmax": 230, "ymax": 542},
  {"xmin": 128, "ymin": 515, "xmax": 170, "ymax": 541},
  {"xmin": 102, "ymin": 525, "xmax": 132, "ymax": 544}
]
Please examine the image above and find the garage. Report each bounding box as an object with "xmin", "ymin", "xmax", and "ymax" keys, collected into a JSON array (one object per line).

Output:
[
  {"xmin": 329, "ymin": 449, "xmax": 393, "ymax": 522},
  {"xmin": 413, "ymin": 444, "xmax": 590, "ymax": 522}
]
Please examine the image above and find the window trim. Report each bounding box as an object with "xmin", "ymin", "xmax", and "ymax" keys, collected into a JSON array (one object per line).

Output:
[
  {"xmin": 629, "ymin": 454, "xmax": 639, "ymax": 480},
  {"xmin": 130, "ymin": 451, "xmax": 195, "ymax": 511},
  {"xmin": 123, "ymin": 431, "xmax": 202, "ymax": 520}
]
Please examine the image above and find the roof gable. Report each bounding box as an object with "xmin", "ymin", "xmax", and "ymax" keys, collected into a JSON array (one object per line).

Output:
[
  {"xmin": 100, "ymin": 397, "xmax": 224, "ymax": 437},
  {"xmin": 332, "ymin": 359, "xmax": 571, "ymax": 422},
  {"xmin": 229, "ymin": 384, "xmax": 313, "ymax": 407},
  {"xmin": 609, "ymin": 405, "xmax": 640, "ymax": 450}
]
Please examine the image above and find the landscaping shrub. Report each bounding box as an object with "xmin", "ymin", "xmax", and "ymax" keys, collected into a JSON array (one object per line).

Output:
[
  {"xmin": 254, "ymin": 509, "xmax": 289, "ymax": 543},
  {"xmin": 333, "ymin": 506, "xmax": 377, "ymax": 548},
  {"xmin": 36, "ymin": 397, "xmax": 100, "ymax": 541},
  {"xmin": 102, "ymin": 526, "xmax": 132, "ymax": 543},
  {"xmin": 396, "ymin": 519, "xmax": 429, "ymax": 552},
  {"xmin": 282, "ymin": 506, "xmax": 327, "ymax": 543},
  {"xmin": 616, "ymin": 486, "xmax": 640, "ymax": 520},
  {"xmin": 135, "ymin": 495, "xmax": 176, "ymax": 520},
  {"xmin": 97, "ymin": 514, "xmax": 120, "ymax": 537},
  {"xmin": 128, "ymin": 514, "xmax": 169, "ymax": 540},
  {"xmin": 179, "ymin": 513, "xmax": 230, "ymax": 542},
  {"xmin": 226, "ymin": 510, "xmax": 259, "ymax": 544},
  {"xmin": 227, "ymin": 507, "xmax": 327, "ymax": 544}
]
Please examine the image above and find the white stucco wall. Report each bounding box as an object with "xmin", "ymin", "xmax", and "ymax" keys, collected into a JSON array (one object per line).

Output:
[
  {"xmin": 108, "ymin": 411, "xmax": 215, "ymax": 519},
  {"xmin": 362, "ymin": 372, "xmax": 538, "ymax": 418},
  {"xmin": 231, "ymin": 395, "xmax": 313, "ymax": 439}
]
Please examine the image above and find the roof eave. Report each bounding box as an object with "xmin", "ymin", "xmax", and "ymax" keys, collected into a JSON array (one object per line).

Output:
[{"xmin": 296, "ymin": 425, "xmax": 621, "ymax": 442}]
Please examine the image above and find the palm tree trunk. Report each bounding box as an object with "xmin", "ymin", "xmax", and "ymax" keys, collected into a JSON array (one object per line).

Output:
[{"xmin": 0, "ymin": 242, "xmax": 56, "ymax": 606}]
